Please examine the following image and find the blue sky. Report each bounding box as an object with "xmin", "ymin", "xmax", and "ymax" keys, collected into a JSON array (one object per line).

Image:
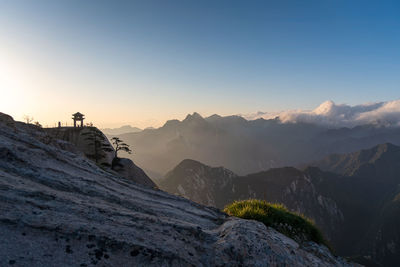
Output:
[{"xmin": 0, "ymin": 0, "xmax": 399, "ymax": 127}]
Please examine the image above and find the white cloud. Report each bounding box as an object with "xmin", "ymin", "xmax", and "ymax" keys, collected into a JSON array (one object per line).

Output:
[{"xmin": 243, "ymin": 99, "xmax": 400, "ymax": 127}]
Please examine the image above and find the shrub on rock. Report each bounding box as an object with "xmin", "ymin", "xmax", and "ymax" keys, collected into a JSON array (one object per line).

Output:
[{"xmin": 224, "ymin": 199, "xmax": 329, "ymax": 248}]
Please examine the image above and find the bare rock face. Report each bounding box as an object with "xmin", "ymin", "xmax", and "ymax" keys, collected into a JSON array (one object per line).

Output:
[
  {"xmin": 0, "ymin": 112, "xmax": 14, "ymax": 125},
  {"xmin": 160, "ymin": 159, "xmax": 238, "ymax": 207},
  {"xmin": 0, "ymin": 114, "xmax": 358, "ymax": 266},
  {"xmin": 45, "ymin": 126, "xmax": 115, "ymax": 167},
  {"xmin": 112, "ymin": 157, "xmax": 157, "ymax": 188},
  {"xmin": 45, "ymin": 126, "xmax": 156, "ymax": 188}
]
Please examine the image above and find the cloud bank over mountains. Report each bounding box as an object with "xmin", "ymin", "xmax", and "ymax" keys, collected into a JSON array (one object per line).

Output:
[{"xmin": 243, "ymin": 99, "xmax": 400, "ymax": 127}]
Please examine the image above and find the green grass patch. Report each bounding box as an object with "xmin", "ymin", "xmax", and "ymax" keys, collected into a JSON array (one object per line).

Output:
[{"xmin": 224, "ymin": 199, "xmax": 329, "ymax": 248}]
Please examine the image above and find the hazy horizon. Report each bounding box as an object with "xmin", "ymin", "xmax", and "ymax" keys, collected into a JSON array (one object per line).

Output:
[{"xmin": 3, "ymin": 98, "xmax": 400, "ymax": 129}]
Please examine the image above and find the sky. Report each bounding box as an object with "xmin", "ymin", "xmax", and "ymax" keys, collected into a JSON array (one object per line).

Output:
[{"xmin": 0, "ymin": 0, "xmax": 399, "ymax": 128}]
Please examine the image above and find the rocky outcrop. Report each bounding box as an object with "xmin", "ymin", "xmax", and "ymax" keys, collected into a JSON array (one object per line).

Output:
[
  {"xmin": 45, "ymin": 127, "xmax": 115, "ymax": 167},
  {"xmin": 45, "ymin": 125, "xmax": 156, "ymax": 188},
  {"xmin": 0, "ymin": 113, "xmax": 356, "ymax": 266},
  {"xmin": 0, "ymin": 112, "xmax": 14, "ymax": 125}
]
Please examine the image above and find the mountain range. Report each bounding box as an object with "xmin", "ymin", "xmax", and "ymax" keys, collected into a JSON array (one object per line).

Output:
[
  {"xmin": 160, "ymin": 143, "xmax": 400, "ymax": 266},
  {"xmin": 101, "ymin": 125, "xmax": 142, "ymax": 135},
  {"xmin": 111, "ymin": 112, "xmax": 400, "ymax": 179}
]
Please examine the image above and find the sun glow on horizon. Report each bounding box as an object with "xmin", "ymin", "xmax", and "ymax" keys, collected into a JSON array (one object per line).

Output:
[{"xmin": 0, "ymin": 49, "xmax": 31, "ymax": 118}]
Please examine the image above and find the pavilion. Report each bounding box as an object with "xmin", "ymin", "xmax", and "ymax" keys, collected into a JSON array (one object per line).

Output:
[{"xmin": 72, "ymin": 112, "xmax": 85, "ymax": 127}]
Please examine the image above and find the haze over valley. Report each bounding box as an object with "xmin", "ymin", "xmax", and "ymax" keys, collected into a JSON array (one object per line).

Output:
[{"xmin": 108, "ymin": 99, "xmax": 400, "ymax": 179}]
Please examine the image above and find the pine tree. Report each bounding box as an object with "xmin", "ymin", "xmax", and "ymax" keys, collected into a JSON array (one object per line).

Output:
[
  {"xmin": 81, "ymin": 127, "xmax": 113, "ymax": 164},
  {"xmin": 111, "ymin": 137, "xmax": 132, "ymax": 159},
  {"xmin": 111, "ymin": 137, "xmax": 132, "ymax": 169}
]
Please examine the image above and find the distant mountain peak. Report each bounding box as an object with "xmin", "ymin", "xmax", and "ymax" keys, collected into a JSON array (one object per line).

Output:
[
  {"xmin": 182, "ymin": 112, "xmax": 207, "ymax": 125},
  {"xmin": 175, "ymin": 158, "xmax": 205, "ymax": 169},
  {"xmin": 172, "ymin": 159, "xmax": 235, "ymax": 174},
  {"xmin": 101, "ymin": 125, "xmax": 142, "ymax": 135},
  {"xmin": 377, "ymin": 142, "xmax": 397, "ymax": 150},
  {"xmin": 163, "ymin": 119, "xmax": 180, "ymax": 127},
  {"xmin": 184, "ymin": 112, "xmax": 204, "ymax": 121},
  {"xmin": 206, "ymin": 114, "xmax": 222, "ymax": 121}
]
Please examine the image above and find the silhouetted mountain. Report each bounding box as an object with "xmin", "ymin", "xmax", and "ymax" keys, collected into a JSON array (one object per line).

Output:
[
  {"xmin": 112, "ymin": 112, "xmax": 400, "ymax": 178},
  {"xmin": 160, "ymin": 159, "xmax": 237, "ymax": 208},
  {"xmin": 311, "ymin": 142, "xmax": 400, "ymax": 177},
  {"xmin": 101, "ymin": 125, "xmax": 142, "ymax": 135},
  {"xmin": 161, "ymin": 144, "xmax": 400, "ymax": 266}
]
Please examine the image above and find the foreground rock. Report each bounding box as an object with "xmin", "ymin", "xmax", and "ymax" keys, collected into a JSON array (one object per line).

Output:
[
  {"xmin": 111, "ymin": 157, "xmax": 156, "ymax": 187},
  {"xmin": 0, "ymin": 113, "xmax": 357, "ymax": 266}
]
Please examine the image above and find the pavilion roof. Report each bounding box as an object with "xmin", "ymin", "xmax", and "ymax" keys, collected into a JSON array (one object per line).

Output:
[{"xmin": 72, "ymin": 112, "xmax": 85, "ymax": 118}]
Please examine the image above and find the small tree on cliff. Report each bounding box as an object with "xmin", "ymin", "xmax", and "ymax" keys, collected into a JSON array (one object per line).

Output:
[
  {"xmin": 111, "ymin": 137, "xmax": 132, "ymax": 170},
  {"xmin": 82, "ymin": 127, "xmax": 113, "ymax": 164},
  {"xmin": 111, "ymin": 137, "xmax": 132, "ymax": 159}
]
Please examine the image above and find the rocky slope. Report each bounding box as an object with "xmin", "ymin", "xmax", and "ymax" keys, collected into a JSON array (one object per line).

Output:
[
  {"xmin": 0, "ymin": 112, "xmax": 356, "ymax": 266},
  {"xmin": 161, "ymin": 144, "xmax": 400, "ymax": 266}
]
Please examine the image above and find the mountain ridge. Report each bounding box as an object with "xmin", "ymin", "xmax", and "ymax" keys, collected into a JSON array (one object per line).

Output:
[
  {"xmin": 111, "ymin": 111, "xmax": 400, "ymax": 179},
  {"xmin": 311, "ymin": 142, "xmax": 400, "ymax": 177},
  {"xmin": 101, "ymin": 125, "xmax": 142, "ymax": 135}
]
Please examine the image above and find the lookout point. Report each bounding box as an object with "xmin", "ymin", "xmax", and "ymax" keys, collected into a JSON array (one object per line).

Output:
[{"xmin": 72, "ymin": 112, "xmax": 85, "ymax": 127}]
